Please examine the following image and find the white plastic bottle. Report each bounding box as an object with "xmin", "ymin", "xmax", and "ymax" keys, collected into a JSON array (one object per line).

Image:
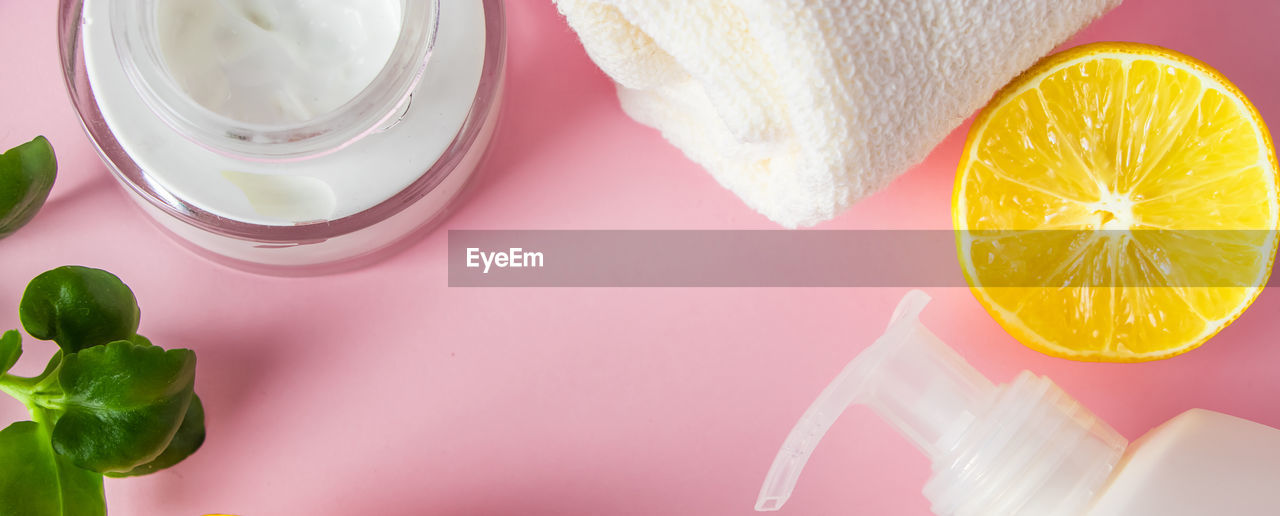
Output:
[
  {"xmin": 1087, "ymin": 408, "xmax": 1280, "ymax": 515},
  {"xmin": 756, "ymin": 291, "xmax": 1280, "ymax": 515}
]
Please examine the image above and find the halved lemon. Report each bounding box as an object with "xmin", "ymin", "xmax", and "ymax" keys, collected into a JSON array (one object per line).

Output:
[{"xmin": 954, "ymin": 42, "xmax": 1279, "ymax": 362}]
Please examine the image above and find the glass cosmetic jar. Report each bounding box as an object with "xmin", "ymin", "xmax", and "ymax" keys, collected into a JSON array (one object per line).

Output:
[{"xmin": 58, "ymin": 0, "xmax": 506, "ymax": 274}]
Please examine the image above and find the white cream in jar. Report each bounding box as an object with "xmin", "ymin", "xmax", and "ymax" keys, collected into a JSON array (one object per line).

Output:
[
  {"xmin": 157, "ymin": 0, "xmax": 403, "ymax": 125},
  {"xmin": 64, "ymin": 0, "xmax": 507, "ymax": 272}
]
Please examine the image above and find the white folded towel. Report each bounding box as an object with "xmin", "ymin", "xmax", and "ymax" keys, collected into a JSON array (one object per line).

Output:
[{"xmin": 555, "ymin": 0, "xmax": 1121, "ymax": 227}]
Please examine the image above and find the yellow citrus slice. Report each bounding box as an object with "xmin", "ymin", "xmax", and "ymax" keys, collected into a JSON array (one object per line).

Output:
[{"xmin": 954, "ymin": 42, "xmax": 1279, "ymax": 362}]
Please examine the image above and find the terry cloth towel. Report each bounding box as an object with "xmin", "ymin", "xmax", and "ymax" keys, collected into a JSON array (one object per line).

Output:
[{"xmin": 555, "ymin": 0, "xmax": 1122, "ymax": 227}]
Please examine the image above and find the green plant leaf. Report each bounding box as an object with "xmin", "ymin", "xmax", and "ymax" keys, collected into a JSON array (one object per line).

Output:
[
  {"xmin": 0, "ymin": 330, "xmax": 20, "ymax": 375},
  {"xmin": 53, "ymin": 341, "xmax": 196, "ymax": 474},
  {"xmin": 19, "ymin": 266, "xmax": 141, "ymax": 354},
  {"xmin": 0, "ymin": 421, "xmax": 105, "ymax": 516},
  {"xmin": 106, "ymin": 394, "xmax": 206, "ymax": 477},
  {"xmin": 126, "ymin": 334, "xmax": 152, "ymax": 347},
  {"xmin": 0, "ymin": 136, "xmax": 57, "ymax": 239}
]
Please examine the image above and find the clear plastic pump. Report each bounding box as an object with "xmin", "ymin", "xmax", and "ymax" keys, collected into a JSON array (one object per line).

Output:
[{"xmin": 756, "ymin": 291, "xmax": 1129, "ymax": 515}]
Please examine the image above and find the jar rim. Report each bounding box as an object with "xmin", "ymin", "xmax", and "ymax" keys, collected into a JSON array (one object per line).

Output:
[{"xmin": 109, "ymin": 0, "xmax": 440, "ymax": 162}]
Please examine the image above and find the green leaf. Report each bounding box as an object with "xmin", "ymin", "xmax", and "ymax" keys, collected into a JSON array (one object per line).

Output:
[
  {"xmin": 0, "ymin": 330, "xmax": 20, "ymax": 375},
  {"xmin": 125, "ymin": 333, "xmax": 152, "ymax": 347},
  {"xmin": 0, "ymin": 421, "xmax": 105, "ymax": 516},
  {"xmin": 37, "ymin": 350, "xmax": 65, "ymax": 380},
  {"xmin": 53, "ymin": 341, "xmax": 196, "ymax": 474},
  {"xmin": 106, "ymin": 394, "xmax": 205, "ymax": 477},
  {"xmin": 19, "ymin": 266, "xmax": 141, "ymax": 354},
  {"xmin": 0, "ymin": 136, "xmax": 57, "ymax": 239}
]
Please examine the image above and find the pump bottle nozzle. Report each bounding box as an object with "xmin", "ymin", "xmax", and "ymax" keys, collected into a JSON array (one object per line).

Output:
[{"xmin": 756, "ymin": 291, "xmax": 1128, "ymax": 515}]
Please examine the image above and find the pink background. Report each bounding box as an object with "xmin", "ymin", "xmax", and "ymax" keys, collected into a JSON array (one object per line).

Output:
[{"xmin": 2, "ymin": 1, "xmax": 1279, "ymax": 514}]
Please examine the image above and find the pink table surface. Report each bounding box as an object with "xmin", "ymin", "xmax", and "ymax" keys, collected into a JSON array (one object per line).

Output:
[{"xmin": 2, "ymin": 1, "xmax": 1279, "ymax": 515}]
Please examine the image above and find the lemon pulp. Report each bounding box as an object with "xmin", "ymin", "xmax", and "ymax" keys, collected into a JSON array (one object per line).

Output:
[{"xmin": 954, "ymin": 42, "xmax": 1279, "ymax": 361}]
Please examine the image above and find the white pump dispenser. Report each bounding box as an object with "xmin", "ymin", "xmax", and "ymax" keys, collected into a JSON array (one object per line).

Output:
[{"xmin": 757, "ymin": 291, "xmax": 1129, "ymax": 515}]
